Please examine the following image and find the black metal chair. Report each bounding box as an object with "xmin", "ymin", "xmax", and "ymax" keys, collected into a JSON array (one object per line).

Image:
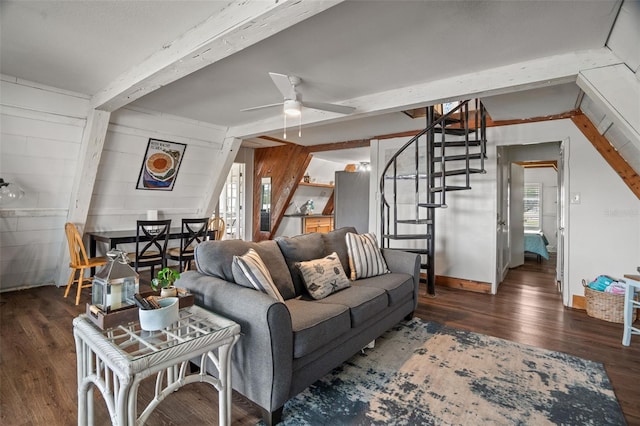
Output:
[
  {"xmin": 167, "ymin": 218, "xmax": 209, "ymax": 272},
  {"xmin": 133, "ymin": 219, "xmax": 172, "ymax": 278}
]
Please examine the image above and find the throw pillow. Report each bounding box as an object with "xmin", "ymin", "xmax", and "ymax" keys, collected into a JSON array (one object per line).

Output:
[
  {"xmin": 296, "ymin": 252, "xmax": 350, "ymax": 300},
  {"xmin": 232, "ymin": 249, "xmax": 284, "ymax": 302},
  {"xmin": 345, "ymin": 232, "xmax": 390, "ymax": 280}
]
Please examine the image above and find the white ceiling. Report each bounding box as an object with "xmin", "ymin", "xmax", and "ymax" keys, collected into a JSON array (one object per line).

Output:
[{"xmin": 0, "ymin": 0, "xmax": 622, "ymax": 147}]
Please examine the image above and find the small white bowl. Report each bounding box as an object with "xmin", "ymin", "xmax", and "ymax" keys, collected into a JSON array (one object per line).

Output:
[{"xmin": 138, "ymin": 297, "xmax": 179, "ymax": 331}]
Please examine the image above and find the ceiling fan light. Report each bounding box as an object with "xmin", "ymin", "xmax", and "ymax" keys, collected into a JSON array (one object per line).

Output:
[{"xmin": 283, "ymin": 100, "xmax": 301, "ymax": 117}]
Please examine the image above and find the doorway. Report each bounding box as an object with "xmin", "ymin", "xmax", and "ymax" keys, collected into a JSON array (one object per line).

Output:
[
  {"xmin": 496, "ymin": 142, "xmax": 566, "ymax": 300},
  {"xmin": 219, "ymin": 163, "xmax": 245, "ymax": 239}
]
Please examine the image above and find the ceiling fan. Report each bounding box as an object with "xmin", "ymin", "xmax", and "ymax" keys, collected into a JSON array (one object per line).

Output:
[{"xmin": 241, "ymin": 72, "xmax": 355, "ymax": 138}]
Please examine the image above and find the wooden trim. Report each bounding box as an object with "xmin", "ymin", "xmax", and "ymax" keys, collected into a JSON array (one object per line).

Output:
[
  {"xmin": 571, "ymin": 113, "xmax": 640, "ymax": 199},
  {"xmin": 253, "ymin": 145, "xmax": 311, "ymax": 241},
  {"xmin": 307, "ymin": 139, "xmax": 370, "ymax": 152},
  {"xmin": 572, "ymin": 295, "xmax": 586, "ymax": 310},
  {"xmin": 257, "ymin": 135, "xmax": 298, "ymax": 146},
  {"xmin": 515, "ymin": 160, "xmax": 558, "ymax": 170},
  {"xmin": 299, "ymin": 182, "xmax": 334, "ymax": 188},
  {"xmin": 373, "ymin": 110, "xmax": 581, "ymax": 141},
  {"xmin": 430, "ymin": 274, "xmax": 492, "ymax": 294}
]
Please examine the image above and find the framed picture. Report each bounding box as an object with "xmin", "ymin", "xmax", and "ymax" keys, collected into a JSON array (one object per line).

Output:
[{"xmin": 136, "ymin": 139, "xmax": 187, "ymax": 191}]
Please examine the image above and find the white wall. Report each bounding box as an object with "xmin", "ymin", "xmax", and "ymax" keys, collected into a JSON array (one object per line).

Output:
[
  {"xmin": 1, "ymin": 76, "xmax": 89, "ymax": 290},
  {"xmin": 370, "ymin": 119, "xmax": 639, "ymax": 305},
  {"xmin": 0, "ymin": 77, "xmax": 230, "ymax": 290},
  {"xmin": 371, "ymin": 135, "xmax": 497, "ymax": 285},
  {"xmin": 493, "ymin": 119, "xmax": 640, "ymax": 304},
  {"xmin": 85, "ymin": 107, "xmax": 228, "ymax": 257}
]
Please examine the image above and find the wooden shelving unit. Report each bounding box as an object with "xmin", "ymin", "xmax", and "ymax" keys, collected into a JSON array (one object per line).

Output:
[{"xmin": 299, "ymin": 182, "xmax": 334, "ymax": 189}]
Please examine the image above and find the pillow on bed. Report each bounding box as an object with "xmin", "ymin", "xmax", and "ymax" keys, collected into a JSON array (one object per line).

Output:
[
  {"xmin": 296, "ymin": 252, "xmax": 350, "ymax": 300},
  {"xmin": 232, "ymin": 249, "xmax": 284, "ymax": 302},
  {"xmin": 345, "ymin": 232, "xmax": 389, "ymax": 280}
]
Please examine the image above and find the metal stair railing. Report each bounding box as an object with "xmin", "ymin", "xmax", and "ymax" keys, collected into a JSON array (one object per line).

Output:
[{"xmin": 379, "ymin": 99, "xmax": 486, "ymax": 295}]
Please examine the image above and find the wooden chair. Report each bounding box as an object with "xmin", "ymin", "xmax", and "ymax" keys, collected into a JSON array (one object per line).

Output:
[
  {"xmin": 64, "ymin": 223, "xmax": 107, "ymax": 305},
  {"xmin": 167, "ymin": 218, "xmax": 209, "ymax": 272},
  {"xmin": 622, "ymin": 276, "xmax": 640, "ymax": 346},
  {"xmin": 133, "ymin": 219, "xmax": 172, "ymax": 279},
  {"xmin": 208, "ymin": 216, "xmax": 225, "ymax": 240}
]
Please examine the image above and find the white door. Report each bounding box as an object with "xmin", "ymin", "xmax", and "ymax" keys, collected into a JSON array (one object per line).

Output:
[
  {"xmin": 557, "ymin": 143, "xmax": 566, "ymax": 295},
  {"xmin": 509, "ymin": 163, "xmax": 525, "ymax": 268},
  {"xmin": 219, "ymin": 163, "xmax": 244, "ymax": 239},
  {"xmin": 496, "ymin": 149, "xmax": 511, "ymax": 286}
]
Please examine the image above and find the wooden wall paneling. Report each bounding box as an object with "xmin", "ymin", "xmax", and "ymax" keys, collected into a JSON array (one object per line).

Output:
[
  {"xmin": 253, "ymin": 145, "xmax": 311, "ymax": 241},
  {"xmin": 571, "ymin": 113, "xmax": 640, "ymax": 199}
]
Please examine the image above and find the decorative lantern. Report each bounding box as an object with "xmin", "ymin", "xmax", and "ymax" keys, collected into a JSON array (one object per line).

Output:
[{"xmin": 92, "ymin": 250, "xmax": 139, "ymax": 313}]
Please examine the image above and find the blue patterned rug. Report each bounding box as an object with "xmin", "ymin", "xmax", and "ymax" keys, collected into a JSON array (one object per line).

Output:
[{"xmin": 276, "ymin": 319, "xmax": 625, "ymax": 425}]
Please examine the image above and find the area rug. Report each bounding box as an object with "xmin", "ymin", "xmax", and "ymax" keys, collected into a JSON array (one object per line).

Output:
[{"xmin": 275, "ymin": 319, "xmax": 625, "ymax": 425}]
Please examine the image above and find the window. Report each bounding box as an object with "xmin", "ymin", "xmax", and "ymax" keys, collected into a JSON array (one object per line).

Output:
[{"xmin": 524, "ymin": 183, "xmax": 542, "ymax": 230}]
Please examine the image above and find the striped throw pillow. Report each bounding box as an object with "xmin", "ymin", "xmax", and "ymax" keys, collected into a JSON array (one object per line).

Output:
[
  {"xmin": 232, "ymin": 249, "xmax": 284, "ymax": 302},
  {"xmin": 345, "ymin": 232, "xmax": 389, "ymax": 280}
]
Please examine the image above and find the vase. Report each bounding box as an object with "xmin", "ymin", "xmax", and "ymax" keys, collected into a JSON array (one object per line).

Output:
[{"xmin": 160, "ymin": 286, "xmax": 177, "ymax": 297}]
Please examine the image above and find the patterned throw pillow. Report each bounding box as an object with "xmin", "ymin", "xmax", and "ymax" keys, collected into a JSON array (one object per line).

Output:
[
  {"xmin": 296, "ymin": 252, "xmax": 350, "ymax": 300},
  {"xmin": 345, "ymin": 232, "xmax": 390, "ymax": 280},
  {"xmin": 232, "ymin": 249, "xmax": 284, "ymax": 302}
]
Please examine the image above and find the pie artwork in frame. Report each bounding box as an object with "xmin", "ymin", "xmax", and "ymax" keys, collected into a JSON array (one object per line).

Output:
[{"xmin": 136, "ymin": 139, "xmax": 186, "ymax": 191}]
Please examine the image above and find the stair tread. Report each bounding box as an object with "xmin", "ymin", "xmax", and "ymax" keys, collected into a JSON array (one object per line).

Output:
[
  {"xmin": 431, "ymin": 185, "xmax": 472, "ymax": 193},
  {"xmin": 385, "ymin": 248, "xmax": 430, "ymax": 255},
  {"xmin": 434, "ymin": 168, "xmax": 484, "ymax": 177},
  {"xmin": 432, "ymin": 153, "xmax": 484, "ymax": 162},
  {"xmin": 396, "ymin": 219, "xmax": 433, "ymax": 224},
  {"xmin": 434, "ymin": 140, "xmax": 482, "ymax": 147},
  {"xmin": 417, "ymin": 203, "xmax": 446, "ymax": 208},
  {"xmin": 383, "ymin": 234, "xmax": 432, "ymax": 240},
  {"xmin": 387, "ymin": 168, "xmax": 484, "ymax": 180}
]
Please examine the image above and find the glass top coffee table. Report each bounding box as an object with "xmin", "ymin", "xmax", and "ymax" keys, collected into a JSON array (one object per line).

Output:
[{"xmin": 73, "ymin": 305, "xmax": 241, "ymax": 425}]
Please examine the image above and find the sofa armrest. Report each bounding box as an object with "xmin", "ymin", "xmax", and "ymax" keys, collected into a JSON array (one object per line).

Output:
[
  {"xmin": 177, "ymin": 271, "xmax": 293, "ymax": 413},
  {"xmin": 382, "ymin": 248, "xmax": 421, "ymax": 307}
]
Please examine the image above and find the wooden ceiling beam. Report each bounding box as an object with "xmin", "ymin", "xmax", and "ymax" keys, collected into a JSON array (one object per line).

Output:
[
  {"xmin": 91, "ymin": 0, "xmax": 344, "ymax": 112},
  {"xmin": 571, "ymin": 113, "xmax": 640, "ymax": 199}
]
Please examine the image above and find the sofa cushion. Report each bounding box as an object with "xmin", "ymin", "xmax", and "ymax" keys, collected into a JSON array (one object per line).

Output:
[
  {"xmin": 285, "ymin": 298, "xmax": 351, "ymax": 359},
  {"xmin": 346, "ymin": 232, "xmax": 390, "ymax": 280},
  {"xmin": 276, "ymin": 233, "xmax": 325, "ymax": 296},
  {"xmin": 321, "ymin": 227, "xmax": 356, "ymax": 279},
  {"xmin": 353, "ymin": 272, "xmax": 414, "ymax": 306},
  {"xmin": 296, "ymin": 252, "xmax": 350, "ymax": 300},
  {"xmin": 317, "ymin": 285, "xmax": 387, "ymax": 328},
  {"xmin": 195, "ymin": 240, "xmax": 296, "ymax": 299},
  {"xmin": 232, "ymin": 249, "xmax": 284, "ymax": 302}
]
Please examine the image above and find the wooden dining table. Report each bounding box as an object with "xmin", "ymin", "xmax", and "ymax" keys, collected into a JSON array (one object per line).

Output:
[{"xmin": 86, "ymin": 227, "xmax": 217, "ymax": 274}]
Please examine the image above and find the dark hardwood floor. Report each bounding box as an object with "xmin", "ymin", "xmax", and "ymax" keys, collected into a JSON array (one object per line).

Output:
[{"xmin": 1, "ymin": 256, "xmax": 638, "ymax": 425}]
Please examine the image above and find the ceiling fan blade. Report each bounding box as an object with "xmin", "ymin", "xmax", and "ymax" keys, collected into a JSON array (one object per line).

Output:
[
  {"xmin": 269, "ymin": 72, "xmax": 296, "ymax": 99},
  {"xmin": 302, "ymin": 101, "xmax": 355, "ymax": 115},
  {"xmin": 240, "ymin": 102, "xmax": 283, "ymax": 112}
]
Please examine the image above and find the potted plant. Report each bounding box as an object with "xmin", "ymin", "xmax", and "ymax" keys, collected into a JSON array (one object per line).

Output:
[{"xmin": 151, "ymin": 267, "xmax": 180, "ymax": 297}]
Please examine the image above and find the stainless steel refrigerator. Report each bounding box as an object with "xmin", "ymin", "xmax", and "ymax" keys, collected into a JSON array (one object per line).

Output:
[{"xmin": 334, "ymin": 171, "xmax": 370, "ymax": 233}]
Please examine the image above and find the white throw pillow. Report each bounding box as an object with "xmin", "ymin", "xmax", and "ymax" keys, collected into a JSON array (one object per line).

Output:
[{"xmin": 345, "ymin": 232, "xmax": 389, "ymax": 280}]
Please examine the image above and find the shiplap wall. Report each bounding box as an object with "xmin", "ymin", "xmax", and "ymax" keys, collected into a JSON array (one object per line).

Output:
[
  {"xmin": 1, "ymin": 76, "xmax": 89, "ymax": 291},
  {"xmin": 0, "ymin": 77, "xmax": 229, "ymax": 291}
]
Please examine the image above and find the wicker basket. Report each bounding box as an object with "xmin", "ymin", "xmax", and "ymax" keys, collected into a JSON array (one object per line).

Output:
[{"xmin": 583, "ymin": 282, "xmax": 637, "ymax": 324}]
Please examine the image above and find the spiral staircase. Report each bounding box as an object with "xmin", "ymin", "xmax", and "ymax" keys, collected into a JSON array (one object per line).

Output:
[{"xmin": 380, "ymin": 100, "xmax": 487, "ymax": 295}]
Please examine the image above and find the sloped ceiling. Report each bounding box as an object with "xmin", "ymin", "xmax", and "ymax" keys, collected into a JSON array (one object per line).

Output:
[{"xmin": 0, "ymin": 0, "xmax": 624, "ymax": 147}]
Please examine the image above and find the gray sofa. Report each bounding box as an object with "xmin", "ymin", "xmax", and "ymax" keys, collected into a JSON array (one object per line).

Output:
[{"xmin": 177, "ymin": 227, "xmax": 420, "ymax": 425}]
